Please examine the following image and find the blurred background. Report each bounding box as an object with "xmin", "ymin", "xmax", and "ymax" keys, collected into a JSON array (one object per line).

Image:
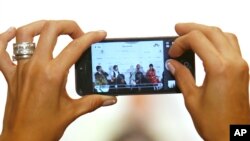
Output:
[{"xmin": 1, "ymin": 0, "xmax": 249, "ymax": 140}]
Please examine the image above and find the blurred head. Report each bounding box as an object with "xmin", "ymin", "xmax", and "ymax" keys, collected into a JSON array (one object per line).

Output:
[
  {"xmin": 96, "ymin": 65, "xmax": 102, "ymax": 71},
  {"xmin": 149, "ymin": 64, "xmax": 153, "ymax": 68},
  {"xmin": 136, "ymin": 64, "xmax": 140, "ymax": 70},
  {"xmin": 149, "ymin": 64, "xmax": 154, "ymax": 71},
  {"xmin": 113, "ymin": 65, "xmax": 118, "ymax": 71}
]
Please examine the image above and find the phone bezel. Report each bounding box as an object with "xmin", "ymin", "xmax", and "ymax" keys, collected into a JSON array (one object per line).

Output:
[{"xmin": 75, "ymin": 36, "xmax": 195, "ymax": 96}]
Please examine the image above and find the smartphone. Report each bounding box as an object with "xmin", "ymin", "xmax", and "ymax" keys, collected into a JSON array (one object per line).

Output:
[{"xmin": 75, "ymin": 37, "xmax": 195, "ymax": 96}]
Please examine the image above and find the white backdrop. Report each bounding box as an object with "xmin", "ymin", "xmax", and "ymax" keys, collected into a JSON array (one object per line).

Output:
[
  {"xmin": 1, "ymin": 0, "xmax": 250, "ymax": 141},
  {"xmin": 91, "ymin": 41, "xmax": 165, "ymax": 85}
]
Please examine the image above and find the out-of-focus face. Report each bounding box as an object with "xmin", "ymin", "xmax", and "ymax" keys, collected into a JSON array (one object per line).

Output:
[
  {"xmin": 136, "ymin": 65, "xmax": 140, "ymax": 70},
  {"xmin": 98, "ymin": 67, "xmax": 102, "ymax": 72}
]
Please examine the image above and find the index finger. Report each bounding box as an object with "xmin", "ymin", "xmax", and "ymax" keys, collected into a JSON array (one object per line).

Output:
[
  {"xmin": 174, "ymin": 23, "xmax": 236, "ymax": 56},
  {"xmin": 34, "ymin": 20, "xmax": 84, "ymax": 61},
  {"xmin": 16, "ymin": 20, "xmax": 47, "ymax": 65},
  {"xmin": 169, "ymin": 30, "xmax": 221, "ymax": 71},
  {"xmin": 54, "ymin": 30, "xmax": 107, "ymax": 72}
]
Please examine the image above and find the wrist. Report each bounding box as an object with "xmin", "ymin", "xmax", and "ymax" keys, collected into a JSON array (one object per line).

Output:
[
  {"xmin": 0, "ymin": 131, "xmax": 45, "ymax": 141},
  {"xmin": 0, "ymin": 126, "xmax": 63, "ymax": 141},
  {"xmin": 0, "ymin": 134, "xmax": 27, "ymax": 141},
  {"xmin": 201, "ymin": 131, "xmax": 229, "ymax": 141}
]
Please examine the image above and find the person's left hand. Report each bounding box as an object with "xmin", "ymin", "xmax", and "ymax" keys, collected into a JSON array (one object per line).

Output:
[{"xmin": 0, "ymin": 20, "xmax": 117, "ymax": 141}]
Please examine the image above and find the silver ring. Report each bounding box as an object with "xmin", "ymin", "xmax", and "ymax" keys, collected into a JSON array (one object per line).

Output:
[{"xmin": 13, "ymin": 42, "xmax": 35, "ymax": 61}]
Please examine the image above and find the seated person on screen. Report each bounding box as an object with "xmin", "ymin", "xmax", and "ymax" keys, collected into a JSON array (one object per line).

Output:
[
  {"xmin": 111, "ymin": 65, "xmax": 126, "ymax": 87},
  {"xmin": 135, "ymin": 64, "xmax": 148, "ymax": 85},
  {"xmin": 94, "ymin": 65, "xmax": 109, "ymax": 85},
  {"xmin": 146, "ymin": 64, "xmax": 160, "ymax": 84}
]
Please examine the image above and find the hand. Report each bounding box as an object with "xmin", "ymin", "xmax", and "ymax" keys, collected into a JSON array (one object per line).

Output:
[
  {"xmin": 167, "ymin": 23, "xmax": 250, "ymax": 141},
  {"xmin": 0, "ymin": 20, "xmax": 117, "ymax": 141}
]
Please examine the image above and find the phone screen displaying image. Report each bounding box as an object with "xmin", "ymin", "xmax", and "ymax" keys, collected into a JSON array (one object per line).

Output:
[{"xmin": 75, "ymin": 37, "xmax": 195, "ymax": 95}]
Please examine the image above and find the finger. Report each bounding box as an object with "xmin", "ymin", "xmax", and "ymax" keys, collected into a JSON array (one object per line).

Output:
[
  {"xmin": 54, "ymin": 30, "xmax": 106, "ymax": 72},
  {"xmin": 0, "ymin": 27, "xmax": 16, "ymax": 48},
  {"xmin": 0, "ymin": 27, "xmax": 16, "ymax": 81},
  {"xmin": 35, "ymin": 20, "xmax": 84, "ymax": 61},
  {"xmin": 175, "ymin": 23, "xmax": 233, "ymax": 55},
  {"xmin": 15, "ymin": 20, "xmax": 47, "ymax": 65},
  {"xmin": 166, "ymin": 59, "xmax": 199, "ymax": 108},
  {"xmin": 224, "ymin": 32, "xmax": 242, "ymax": 56},
  {"xmin": 71, "ymin": 95, "xmax": 117, "ymax": 119},
  {"xmin": 169, "ymin": 31, "xmax": 221, "ymax": 70},
  {"xmin": 166, "ymin": 59, "xmax": 197, "ymax": 97}
]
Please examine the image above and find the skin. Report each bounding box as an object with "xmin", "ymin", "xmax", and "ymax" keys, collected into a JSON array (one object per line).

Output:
[
  {"xmin": 0, "ymin": 20, "xmax": 117, "ymax": 141},
  {"xmin": 167, "ymin": 23, "xmax": 250, "ymax": 141},
  {"xmin": 0, "ymin": 21, "xmax": 249, "ymax": 141}
]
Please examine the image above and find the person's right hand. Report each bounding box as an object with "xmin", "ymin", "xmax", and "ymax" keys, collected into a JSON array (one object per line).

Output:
[{"xmin": 167, "ymin": 23, "xmax": 250, "ymax": 141}]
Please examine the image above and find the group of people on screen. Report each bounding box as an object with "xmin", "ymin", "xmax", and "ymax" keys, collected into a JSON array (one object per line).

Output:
[{"xmin": 94, "ymin": 64, "xmax": 160, "ymax": 88}]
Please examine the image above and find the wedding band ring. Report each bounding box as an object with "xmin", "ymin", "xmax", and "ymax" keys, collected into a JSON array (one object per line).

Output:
[{"xmin": 13, "ymin": 42, "xmax": 35, "ymax": 61}]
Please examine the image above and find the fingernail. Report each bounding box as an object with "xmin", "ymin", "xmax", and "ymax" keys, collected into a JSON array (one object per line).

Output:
[
  {"xmin": 96, "ymin": 30, "xmax": 107, "ymax": 37},
  {"xmin": 166, "ymin": 60, "xmax": 175, "ymax": 75},
  {"xmin": 96, "ymin": 30, "xmax": 107, "ymax": 35},
  {"xmin": 97, "ymin": 30, "xmax": 106, "ymax": 33},
  {"xmin": 6, "ymin": 27, "xmax": 15, "ymax": 32},
  {"xmin": 102, "ymin": 99, "xmax": 116, "ymax": 106}
]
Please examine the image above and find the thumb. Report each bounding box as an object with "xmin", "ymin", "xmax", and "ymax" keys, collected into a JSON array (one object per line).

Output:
[
  {"xmin": 166, "ymin": 59, "xmax": 197, "ymax": 99},
  {"xmin": 166, "ymin": 59, "xmax": 199, "ymax": 114},
  {"xmin": 72, "ymin": 95, "xmax": 117, "ymax": 118}
]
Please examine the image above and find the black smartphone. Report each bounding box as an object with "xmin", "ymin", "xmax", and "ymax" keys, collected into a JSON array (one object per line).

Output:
[{"xmin": 75, "ymin": 37, "xmax": 195, "ymax": 96}]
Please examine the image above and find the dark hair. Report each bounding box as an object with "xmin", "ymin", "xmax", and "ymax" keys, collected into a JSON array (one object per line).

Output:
[
  {"xmin": 149, "ymin": 64, "xmax": 153, "ymax": 67},
  {"xmin": 96, "ymin": 65, "xmax": 101, "ymax": 71},
  {"xmin": 113, "ymin": 65, "xmax": 118, "ymax": 70}
]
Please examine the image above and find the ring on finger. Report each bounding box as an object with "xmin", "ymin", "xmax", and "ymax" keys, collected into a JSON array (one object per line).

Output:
[{"xmin": 13, "ymin": 42, "xmax": 35, "ymax": 61}]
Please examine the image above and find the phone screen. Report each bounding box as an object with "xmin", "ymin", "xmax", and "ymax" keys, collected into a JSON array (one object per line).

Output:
[{"xmin": 75, "ymin": 37, "xmax": 195, "ymax": 95}]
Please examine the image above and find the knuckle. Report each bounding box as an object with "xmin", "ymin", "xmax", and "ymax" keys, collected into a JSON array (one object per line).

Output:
[
  {"xmin": 204, "ymin": 26, "xmax": 224, "ymax": 38},
  {"xmin": 85, "ymin": 97, "xmax": 103, "ymax": 112},
  {"xmin": 210, "ymin": 26, "xmax": 223, "ymax": 33},
  {"xmin": 186, "ymin": 30, "xmax": 205, "ymax": 43},
  {"xmin": 226, "ymin": 32, "xmax": 238, "ymax": 42},
  {"xmin": 68, "ymin": 20, "xmax": 78, "ymax": 26},
  {"xmin": 214, "ymin": 58, "xmax": 231, "ymax": 74},
  {"xmin": 212, "ymin": 58, "xmax": 249, "ymax": 77},
  {"xmin": 70, "ymin": 39, "xmax": 81, "ymax": 47},
  {"xmin": 23, "ymin": 64, "xmax": 58, "ymax": 83},
  {"xmin": 188, "ymin": 30, "xmax": 203, "ymax": 39},
  {"xmin": 237, "ymin": 59, "xmax": 249, "ymax": 73},
  {"xmin": 63, "ymin": 20, "xmax": 79, "ymax": 29},
  {"xmin": 16, "ymin": 26, "xmax": 29, "ymax": 38},
  {"xmin": 43, "ymin": 20, "xmax": 58, "ymax": 32},
  {"xmin": 208, "ymin": 57, "xmax": 229, "ymax": 76},
  {"xmin": 227, "ymin": 32, "xmax": 237, "ymax": 39},
  {"xmin": 43, "ymin": 20, "xmax": 79, "ymax": 32},
  {"xmin": 218, "ymin": 61, "xmax": 229, "ymax": 73},
  {"xmin": 71, "ymin": 21, "xmax": 80, "ymax": 32},
  {"xmin": 45, "ymin": 20, "xmax": 57, "ymax": 27},
  {"xmin": 43, "ymin": 66, "xmax": 62, "ymax": 83}
]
